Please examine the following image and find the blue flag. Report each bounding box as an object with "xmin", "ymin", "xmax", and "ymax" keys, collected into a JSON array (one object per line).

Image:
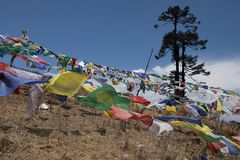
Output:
[
  {"xmin": 0, "ymin": 71, "xmax": 43, "ymax": 96},
  {"xmin": 154, "ymin": 115, "xmax": 202, "ymax": 126},
  {"xmin": 221, "ymin": 138, "xmax": 238, "ymax": 156},
  {"xmin": 190, "ymin": 105, "xmax": 208, "ymax": 116}
]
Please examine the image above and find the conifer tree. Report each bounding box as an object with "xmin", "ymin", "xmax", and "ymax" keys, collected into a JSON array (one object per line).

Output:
[
  {"xmin": 154, "ymin": 6, "xmax": 207, "ymax": 98},
  {"xmin": 177, "ymin": 31, "xmax": 209, "ymax": 96}
]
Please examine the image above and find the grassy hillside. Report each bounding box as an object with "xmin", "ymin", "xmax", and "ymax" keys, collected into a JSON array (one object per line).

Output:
[{"xmin": 0, "ymin": 87, "xmax": 239, "ymax": 160}]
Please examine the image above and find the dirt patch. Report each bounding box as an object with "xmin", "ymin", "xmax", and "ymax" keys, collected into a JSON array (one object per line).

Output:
[{"xmin": 24, "ymin": 127, "xmax": 53, "ymax": 138}]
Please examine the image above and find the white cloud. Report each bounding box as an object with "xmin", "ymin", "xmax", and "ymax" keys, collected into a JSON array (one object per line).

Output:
[
  {"xmin": 132, "ymin": 68, "xmax": 145, "ymax": 73},
  {"xmin": 145, "ymin": 59, "xmax": 240, "ymax": 91},
  {"xmin": 150, "ymin": 65, "xmax": 175, "ymax": 76},
  {"xmin": 194, "ymin": 60, "xmax": 240, "ymax": 90}
]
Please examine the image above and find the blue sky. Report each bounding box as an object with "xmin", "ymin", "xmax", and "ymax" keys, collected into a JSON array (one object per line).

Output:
[{"xmin": 0, "ymin": 0, "xmax": 240, "ymax": 72}]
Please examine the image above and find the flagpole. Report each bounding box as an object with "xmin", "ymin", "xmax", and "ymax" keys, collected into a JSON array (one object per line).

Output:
[
  {"xmin": 144, "ymin": 48, "xmax": 153, "ymax": 74},
  {"xmin": 136, "ymin": 48, "xmax": 153, "ymax": 96}
]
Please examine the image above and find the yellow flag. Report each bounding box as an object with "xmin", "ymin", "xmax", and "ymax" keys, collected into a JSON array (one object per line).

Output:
[
  {"xmin": 103, "ymin": 111, "xmax": 112, "ymax": 118},
  {"xmin": 165, "ymin": 105, "xmax": 177, "ymax": 114},
  {"xmin": 82, "ymin": 85, "xmax": 96, "ymax": 93},
  {"xmin": 30, "ymin": 44, "xmax": 39, "ymax": 50},
  {"xmin": 170, "ymin": 121, "xmax": 212, "ymax": 135},
  {"xmin": 217, "ymin": 98, "xmax": 224, "ymax": 112},
  {"xmin": 46, "ymin": 72, "xmax": 88, "ymax": 98},
  {"xmin": 170, "ymin": 121, "xmax": 240, "ymax": 148}
]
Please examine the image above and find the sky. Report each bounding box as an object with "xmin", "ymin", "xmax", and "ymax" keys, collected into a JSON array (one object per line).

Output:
[{"xmin": 0, "ymin": 0, "xmax": 239, "ymax": 91}]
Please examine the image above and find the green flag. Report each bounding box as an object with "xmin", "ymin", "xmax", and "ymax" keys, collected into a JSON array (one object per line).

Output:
[
  {"xmin": 58, "ymin": 55, "xmax": 71, "ymax": 67},
  {"xmin": 76, "ymin": 85, "xmax": 131, "ymax": 111}
]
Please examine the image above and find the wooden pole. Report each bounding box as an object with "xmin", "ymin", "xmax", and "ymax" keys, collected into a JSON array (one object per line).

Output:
[
  {"xmin": 144, "ymin": 48, "xmax": 153, "ymax": 74},
  {"xmin": 9, "ymin": 54, "xmax": 16, "ymax": 67},
  {"xmin": 136, "ymin": 48, "xmax": 153, "ymax": 96}
]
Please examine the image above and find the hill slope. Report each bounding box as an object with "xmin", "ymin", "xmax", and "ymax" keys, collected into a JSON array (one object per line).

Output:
[{"xmin": 0, "ymin": 93, "xmax": 239, "ymax": 160}]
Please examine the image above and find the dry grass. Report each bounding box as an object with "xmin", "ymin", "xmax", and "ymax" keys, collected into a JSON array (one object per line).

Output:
[{"xmin": 0, "ymin": 87, "xmax": 239, "ymax": 160}]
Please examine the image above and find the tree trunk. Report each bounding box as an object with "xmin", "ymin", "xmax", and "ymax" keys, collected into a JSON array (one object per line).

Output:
[
  {"xmin": 180, "ymin": 45, "xmax": 186, "ymax": 97},
  {"xmin": 173, "ymin": 17, "xmax": 180, "ymax": 99},
  {"xmin": 174, "ymin": 45, "xmax": 180, "ymax": 99}
]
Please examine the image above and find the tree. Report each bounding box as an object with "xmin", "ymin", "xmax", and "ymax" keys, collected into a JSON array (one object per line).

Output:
[
  {"xmin": 160, "ymin": 31, "xmax": 210, "ymax": 96},
  {"xmin": 177, "ymin": 31, "xmax": 209, "ymax": 96},
  {"xmin": 154, "ymin": 6, "xmax": 203, "ymax": 98},
  {"xmin": 182, "ymin": 55, "xmax": 210, "ymax": 77}
]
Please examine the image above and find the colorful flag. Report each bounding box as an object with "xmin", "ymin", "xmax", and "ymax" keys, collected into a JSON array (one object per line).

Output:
[
  {"xmin": 154, "ymin": 115, "xmax": 202, "ymax": 126},
  {"xmin": 176, "ymin": 101, "xmax": 190, "ymax": 115},
  {"xmin": 82, "ymin": 84, "xmax": 96, "ymax": 93},
  {"xmin": 169, "ymin": 121, "xmax": 219, "ymax": 142},
  {"xmin": 46, "ymin": 71, "xmax": 88, "ymax": 98},
  {"xmin": 164, "ymin": 105, "xmax": 178, "ymax": 115},
  {"xmin": 16, "ymin": 53, "xmax": 28, "ymax": 61},
  {"xmin": 27, "ymin": 84, "xmax": 44, "ymax": 117},
  {"xmin": 148, "ymin": 119, "xmax": 173, "ymax": 135},
  {"xmin": 109, "ymin": 105, "xmax": 153, "ymax": 127},
  {"xmin": 217, "ymin": 99, "xmax": 224, "ymax": 112},
  {"xmin": 27, "ymin": 61, "xmax": 49, "ymax": 70},
  {"xmin": 207, "ymin": 142, "xmax": 221, "ymax": 154},
  {"xmin": 232, "ymin": 136, "xmax": 240, "ymax": 141},
  {"xmin": 190, "ymin": 105, "xmax": 208, "ymax": 116},
  {"xmin": 221, "ymin": 138, "xmax": 238, "ymax": 156},
  {"xmin": 77, "ymin": 85, "xmax": 130, "ymax": 111},
  {"xmin": 124, "ymin": 93, "xmax": 150, "ymax": 106},
  {"xmin": 0, "ymin": 62, "xmax": 15, "ymax": 76},
  {"xmin": 0, "ymin": 70, "xmax": 42, "ymax": 96},
  {"xmin": 33, "ymin": 57, "xmax": 48, "ymax": 64}
]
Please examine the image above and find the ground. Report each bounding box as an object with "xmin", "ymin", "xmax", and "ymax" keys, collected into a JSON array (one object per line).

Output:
[{"xmin": 0, "ymin": 88, "xmax": 239, "ymax": 160}]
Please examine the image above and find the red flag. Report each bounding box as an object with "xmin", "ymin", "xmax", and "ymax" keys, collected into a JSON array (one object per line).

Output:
[
  {"xmin": 14, "ymin": 87, "xmax": 20, "ymax": 94},
  {"xmin": 124, "ymin": 93, "xmax": 150, "ymax": 106},
  {"xmin": 0, "ymin": 62, "xmax": 16, "ymax": 76},
  {"xmin": 110, "ymin": 106, "xmax": 153, "ymax": 127},
  {"xmin": 178, "ymin": 101, "xmax": 190, "ymax": 115},
  {"xmin": 232, "ymin": 136, "xmax": 240, "ymax": 141},
  {"xmin": 34, "ymin": 57, "xmax": 48, "ymax": 64},
  {"xmin": 9, "ymin": 37, "xmax": 21, "ymax": 43},
  {"xmin": 16, "ymin": 53, "xmax": 28, "ymax": 61},
  {"xmin": 70, "ymin": 58, "xmax": 78, "ymax": 67},
  {"xmin": 207, "ymin": 142, "xmax": 221, "ymax": 154}
]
